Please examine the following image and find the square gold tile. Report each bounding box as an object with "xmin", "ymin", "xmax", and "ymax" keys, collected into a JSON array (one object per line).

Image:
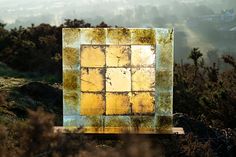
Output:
[
  {"xmin": 106, "ymin": 92, "xmax": 131, "ymax": 115},
  {"xmin": 131, "ymin": 92, "xmax": 155, "ymax": 114},
  {"xmin": 106, "ymin": 45, "xmax": 131, "ymax": 67},
  {"xmin": 80, "ymin": 92, "xmax": 105, "ymax": 115},
  {"xmin": 80, "ymin": 45, "xmax": 106, "ymax": 67},
  {"xmin": 106, "ymin": 68, "xmax": 131, "ymax": 92},
  {"xmin": 131, "ymin": 45, "xmax": 155, "ymax": 67},
  {"xmin": 81, "ymin": 68, "xmax": 105, "ymax": 92},
  {"xmin": 132, "ymin": 68, "xmax": 155, "ymax": 91}
]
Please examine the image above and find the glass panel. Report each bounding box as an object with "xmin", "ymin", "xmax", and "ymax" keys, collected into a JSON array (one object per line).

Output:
[
  {"xmin": 131, "ymin": 45, "xmax": 155, "ymax": 67},
  {"xmin": 80, "ymin": 28, "xmax": 106, "ymax": 44},
  {"xmin": 131, "ymin": 29, "xmax": 156, "ymax": 45},
  {"xmin": 131, "ymin": 92, "xmax": 155, "ymax": 114},
  {"xmin": 83, "ymin": 116, "xmax": 103, "ymax": 127},
  {"xmin": 106, "ymin": 45, "xmax": 131, "ymax": 67},
  {"xmin": 132, "ymin": 68, "xmax": 155, "ymax": 91},
  {"xmin": 106, "ymin": 92, "xmax": 131, "ymax": 115},
  {"xmin": 157, "ymin": 92, "xmax": 173, "ymax": 115},
  {"xmin": 63, "ymin": 70, "xmax": 79, "ymax": 91},
  {"xmin": 63, "ymin": 47, "xmax": 79, "ymax": 69},
  {"xmin": 107, "ymin": 28, "xmax": 131, "ymax": 45},
  {"xmin": 63, "ymin": 28, "xmax": 80, "ymax": 47},
  {"xmin": 156, "ymin": 70, "xmax": 173, "ymax": 91},
  {"xmin": 63, "ymin": 91, "xmax": 79, "ymax": 115},
  {"xmin": 130, "ymin": 116, "xmax": 154, "ymax": 129},
  {"xmin": 106, "ymin": 68, "xmax": 131, "ymax": 92},
  {"xmin": 62, "ymin": 28, "xmax": 174, "ymax": 133},
  {"xmin": 156, "ymin": 28, "xmax": 174, "ymax": 70},
  {"xmin": 105, "ymin": 116, "xmax": 130, "ymax": 127},
  {"xmin": 81, "ymin": 68, "xmax": 105, "ymax": 92},
  {"xmin": 63, "ymin": 115, "xmax": 78, "ymax": 126},
  {"xmin": 156, "ymin": 116, "xmax": 172, "ymax": 129},
  {"xmin": 80, "ymin": 92, "xmax": 105, "ymax": 115},
  {"xmin": 80, "ymin": 45, "xmax": 105, "ymax": 67}
]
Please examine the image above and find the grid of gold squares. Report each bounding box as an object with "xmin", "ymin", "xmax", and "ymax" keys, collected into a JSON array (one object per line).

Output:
[
  {"xmin": 80, "ymin": 44, "xmax": 156, "ymax": 116},
  {"xmin": 63, "ymin": 28, "xmax": 174, "ymax": 128}
]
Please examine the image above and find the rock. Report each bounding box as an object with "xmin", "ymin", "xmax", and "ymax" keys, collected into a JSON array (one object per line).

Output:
[
  {"xmin": 18, "ymin": 82, "xmax": 62, "ymax": 106},
  {"xmin": 17, "ymin": 82, "xmax": 62, "ymax": 125}
]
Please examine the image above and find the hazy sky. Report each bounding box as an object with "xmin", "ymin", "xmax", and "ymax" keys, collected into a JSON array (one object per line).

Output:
[
  {"xmin": 0, "ymin": 0, "xmax": 235, "ymax": 62},
  {"xmin": 0, "ymin": 0, "xmax": 235, "ymax": 26}
]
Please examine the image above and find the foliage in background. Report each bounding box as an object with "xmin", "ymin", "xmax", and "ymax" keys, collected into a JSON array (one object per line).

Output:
[
  {"xmin": 0, "ymin": 20, "xmax": 236, "ymax": 156},
  {"xmin": 0, "ymin": 20, "xmax": 110, "ymax": 83},
  {"xmin": 174, "ymin": 48, "xmax": 236, "ymax": 129}
]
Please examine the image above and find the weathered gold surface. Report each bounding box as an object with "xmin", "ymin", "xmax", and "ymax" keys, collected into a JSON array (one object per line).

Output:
[
  {"xmin": 81, "ymin": 68, "xmax": 105, "ymax": 92},
  {"xmin": 106, "ymin": 93, "xmax": 131, "ymax": 115},
  {"xmin": 106, "ymin": 45, "xmax": 131, "ymax": 67},
  {"xmin": 131, "ymin": 45, "xmax": 155, "ymax": 67},
  {"xmin": 132, "ymin": 68, "xmax": 155, "ymax": 91},
  {"xmin": 81, "ymin": 45, "xmax": 106, "ymax": 67},
  {"xmin": 131, "ymin": 92, "xmax": 155, "ymax": 114},
  {"xmin": 80, "ymin": 93, "xmax": 105, "ymax": 115}
]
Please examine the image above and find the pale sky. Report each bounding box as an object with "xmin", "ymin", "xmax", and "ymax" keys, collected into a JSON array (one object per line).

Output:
[
  {"xmin": 0, "ymin": 0, "xmax": 235, "ymax": 61},
  {"xmin": 0, "ymin": 0, "xmax": 234, "ymax": 26}
]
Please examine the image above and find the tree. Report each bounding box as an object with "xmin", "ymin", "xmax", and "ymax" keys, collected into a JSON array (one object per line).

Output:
[{"xmin": 189, "ymin": 48, "xmax": 203, "ymax": 67}]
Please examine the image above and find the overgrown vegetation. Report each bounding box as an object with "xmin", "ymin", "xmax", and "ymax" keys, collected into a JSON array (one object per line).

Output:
[
  {"xmin": 0, "ymin": 20, "xmax": 110, "ymax": 83},
  {"xmin": 0, "ymin": 20, "xmax": 236, "ymax": 156},
  {"xmin": 174, "ymin": 48, "xmax": 236, "ymax": 129}
]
